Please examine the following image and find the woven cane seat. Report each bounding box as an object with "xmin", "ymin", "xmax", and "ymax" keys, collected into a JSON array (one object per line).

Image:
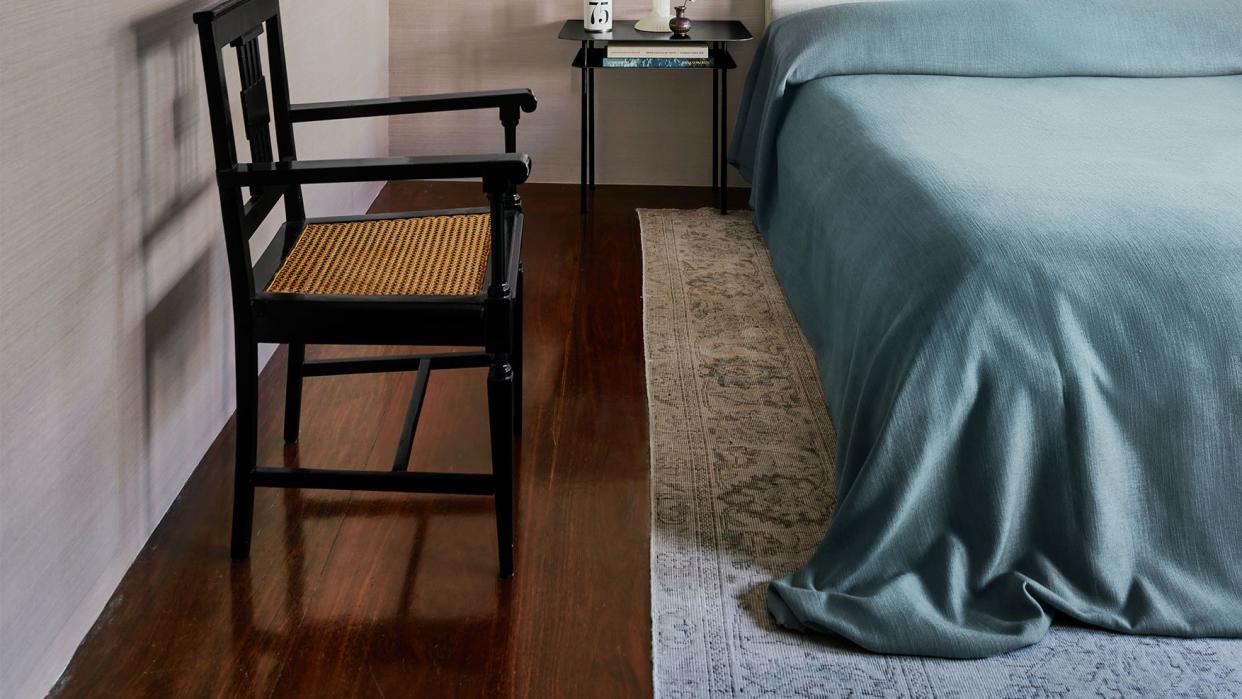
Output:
[{"xmin": 267, "ymin": 213, "xmax": 492, "ymax": 296}]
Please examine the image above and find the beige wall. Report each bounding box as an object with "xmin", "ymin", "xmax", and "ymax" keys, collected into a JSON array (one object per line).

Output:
[
  {"xmin": 0, "ymin": 1, "xmax": 388, "ymax": 696},
  {"xmin": 389, "ymin": 0, "xmax": 765, "ymax": 186}
]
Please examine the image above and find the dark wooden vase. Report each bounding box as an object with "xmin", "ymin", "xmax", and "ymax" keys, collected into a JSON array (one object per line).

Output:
[{"xmin": 669, "ymin": 7, "xmax": 691, "ymax": 36}]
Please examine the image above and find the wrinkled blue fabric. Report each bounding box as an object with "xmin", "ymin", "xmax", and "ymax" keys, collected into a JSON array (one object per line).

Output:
[{"xmin": 728, "ymin": 0, "xmax": 1242, "ymax": 658}]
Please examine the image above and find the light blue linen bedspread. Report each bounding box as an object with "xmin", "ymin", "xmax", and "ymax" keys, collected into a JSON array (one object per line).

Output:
[{"xmin": 729, "ymin": 0, "xmax": 1242, "ymax": 658}]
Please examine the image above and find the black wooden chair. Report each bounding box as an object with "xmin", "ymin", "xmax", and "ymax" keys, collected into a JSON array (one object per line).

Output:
[{"xmin": 193, "ymin": 0, "xmax": 535, "ymax": 576}]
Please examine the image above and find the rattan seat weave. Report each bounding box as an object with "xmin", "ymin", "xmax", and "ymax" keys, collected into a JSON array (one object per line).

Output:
[{"xmin": 266, "ymin": 213, "xmax": 491, "ymax": 297}]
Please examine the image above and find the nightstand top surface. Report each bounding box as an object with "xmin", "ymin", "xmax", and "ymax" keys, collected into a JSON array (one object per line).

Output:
[{"xmin": 558, "ymin": 19, "xmax": 753, "ymax": 43}]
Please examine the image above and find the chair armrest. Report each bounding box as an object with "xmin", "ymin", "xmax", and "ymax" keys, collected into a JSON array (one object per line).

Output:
[
  {"xmin": 289, "ymin": 89, "xmax": 537, "ymax": 123},
  {"xmin": 219, "ymin": 154, "xmax": 532, "ymax": 189}
]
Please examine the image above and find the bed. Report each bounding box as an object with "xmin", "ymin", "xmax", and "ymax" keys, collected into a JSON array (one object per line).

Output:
[{"xmin": 730, "ymin": 0, "xmax": 1242, "ymax": 658}]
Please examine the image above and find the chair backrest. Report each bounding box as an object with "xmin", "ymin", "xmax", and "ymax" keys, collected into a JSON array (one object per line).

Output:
[{"xmin": 195, "ymin": 0, "xmax": 305, "ymax": 300}]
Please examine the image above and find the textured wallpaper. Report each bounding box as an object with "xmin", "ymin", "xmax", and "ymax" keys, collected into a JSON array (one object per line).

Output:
[
  {"xmin": 388, "ymin": 0, "xmax": 765, "ymax": 186},
  {"xmin": 0, "ymin": 1, "xmax": 388, "ymax": 696}
]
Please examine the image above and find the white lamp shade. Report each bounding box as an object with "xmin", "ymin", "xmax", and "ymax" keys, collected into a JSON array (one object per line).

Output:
[{"xmin": 635, "ymin": 0, "xmax": 673, "ymax": 31}]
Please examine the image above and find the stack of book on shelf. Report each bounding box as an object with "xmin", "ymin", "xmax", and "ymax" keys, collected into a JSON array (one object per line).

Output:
[{"xmin": 602, "ymin": 43, "xmax": 712, "ymax": 68}]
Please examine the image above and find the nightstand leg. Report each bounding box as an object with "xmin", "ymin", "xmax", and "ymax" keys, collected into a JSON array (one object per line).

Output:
[
  {"xmin": 712, "ymin": 63, "xmax": 719, "ymax": 191},
  {"xmin": 580, "ymin": 42, "xmax": 588, "ymax": 214},
  {"xmin": 719, "ymin": 65, "xmax": 728, "ymax": 214},
  {"xmin": 589, "ymin": 67, "xmax": 596, "ymax": 191}
]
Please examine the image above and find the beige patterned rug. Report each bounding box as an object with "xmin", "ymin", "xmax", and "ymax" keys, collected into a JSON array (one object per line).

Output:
[{"xmin": 639, "ymin": 208, "xmax": 1242, "ymax": 699}]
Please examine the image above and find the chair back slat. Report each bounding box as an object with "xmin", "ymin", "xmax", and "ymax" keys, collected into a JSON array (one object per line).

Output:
[{"xmin": 233, "ymin": 31, "xmax": 274, "ymax": 166}]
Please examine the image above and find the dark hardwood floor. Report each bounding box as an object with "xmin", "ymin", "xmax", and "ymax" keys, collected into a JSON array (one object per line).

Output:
[{"xmin": 51, "ymin": 183, "xmax": 744, "ymax": 698}]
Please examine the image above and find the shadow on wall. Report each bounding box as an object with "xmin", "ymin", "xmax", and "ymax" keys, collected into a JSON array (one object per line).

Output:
[
  {"xmin": 127, "ymin": 0, "xmax": 229, "ymax": 533},
  {"xmin": 3, "ymin": 1, "xmax": 386, "ymax": 694}
]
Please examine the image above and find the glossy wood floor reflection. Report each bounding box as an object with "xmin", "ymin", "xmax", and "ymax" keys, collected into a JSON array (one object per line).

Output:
[{"xmin": 51, "ymin": 183, "xmax": 744, "ymax": 698}]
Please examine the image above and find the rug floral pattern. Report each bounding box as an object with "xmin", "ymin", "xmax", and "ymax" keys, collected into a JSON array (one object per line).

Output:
[{"xmin": 640, "ymin": 208, "xmax": 1242, "ymax": 698}]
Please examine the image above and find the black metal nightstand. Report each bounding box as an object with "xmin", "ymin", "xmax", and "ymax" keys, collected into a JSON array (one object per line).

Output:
[{"xmin": 558, "ymin": 19, "xmax": 753, "ymax": 214}]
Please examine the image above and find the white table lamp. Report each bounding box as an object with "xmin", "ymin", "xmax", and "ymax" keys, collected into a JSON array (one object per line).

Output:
[{"xmin": 635, "ymin": 0, "xmax": 673, "ymax": 32}]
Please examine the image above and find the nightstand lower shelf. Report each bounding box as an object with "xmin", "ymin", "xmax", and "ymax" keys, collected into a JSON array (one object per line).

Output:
[
  {"xmin": 571, "ymin": 47, "xmax": 737, "ymax": 70},
  {"xmin": 571, "ymin": 39, "xmax": 740, "ymax": 215}
]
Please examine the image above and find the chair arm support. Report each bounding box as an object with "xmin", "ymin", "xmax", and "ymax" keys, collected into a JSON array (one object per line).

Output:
[
  {"xmin": 220, "ymin": 154, "xmax": 532, "ymax": 189},
  {"xmin": 289, "ymin": 89, "xmax": 537, "ymax": 123}
]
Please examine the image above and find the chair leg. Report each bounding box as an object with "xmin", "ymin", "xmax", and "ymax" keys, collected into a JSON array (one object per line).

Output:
[
  {"xmin": 487, "ymin": 356, "xmax": 516, "ymax": 578},
  {"xmin": 284, "ymin": 343, "xmax": 305, "ymax": 444},
  {"xmin": 231, "ymin": 339, "xmax": 258, "ymax": 560},
  {"xmin": 514, "ymin": 267, "xmax": 524, "ymax": 440}
]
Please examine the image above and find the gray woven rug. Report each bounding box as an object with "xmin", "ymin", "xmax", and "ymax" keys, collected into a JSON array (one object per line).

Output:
[{"xmin": 639, "ymin": 208, "xmax": 1242, "ymax": 699}]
